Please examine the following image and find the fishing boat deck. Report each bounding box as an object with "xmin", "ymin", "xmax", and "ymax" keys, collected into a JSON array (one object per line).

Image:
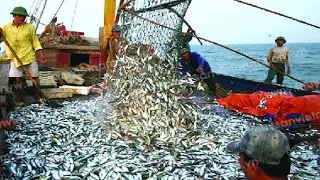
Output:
[{"xmin": 1, "ymin": 93, "xmax": 319, "ymax": 179}]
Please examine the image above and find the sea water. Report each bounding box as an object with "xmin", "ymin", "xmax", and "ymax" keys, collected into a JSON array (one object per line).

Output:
[{"xmin": 192, "ymin": 43, "xmax": 320, "ymax": 89}]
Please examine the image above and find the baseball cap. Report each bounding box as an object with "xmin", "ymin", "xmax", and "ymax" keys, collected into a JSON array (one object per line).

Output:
[
  {"xmin": 112, "ymin": 25, "xmax": 121, "ymax": 32},
  {"xmin": 226, "ymin": 125, "xmax": 291, "ymax": 165}
]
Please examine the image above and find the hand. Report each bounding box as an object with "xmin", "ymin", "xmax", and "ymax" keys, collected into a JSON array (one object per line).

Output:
[
  {"xmin": 0, "ymin": 118, "xmax": 16, "ymax": 131},
  {"xmin": 269, "ymin": 62, "xmax": 275, "ymax": 68},
  {"xmin": 303, "ymin": 82, "xmax": 317, "ymax": 91},
  {"xmin": 287, "ymin": 67, "xmax": 291, "ymax": 75},
  {"xmin": 187, "ymin": 27, "xmax": 195, "ymax": 34},
  {"xmin": 196, "ymin": 66, "xmax": 204, "ymax": 73},
  {"xmin": 40, "ymin": 57, "xmax": 47, "ymax": 64}
]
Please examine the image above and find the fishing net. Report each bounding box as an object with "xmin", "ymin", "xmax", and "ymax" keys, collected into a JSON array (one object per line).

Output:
[{"xmin": 120, "ymin": 0, "xmax": 192, "ymax": 59}]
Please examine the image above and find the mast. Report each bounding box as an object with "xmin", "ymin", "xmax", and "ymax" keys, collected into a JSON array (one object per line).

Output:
[
  {"xmin": 104, "ymin": 0, "xmax": 116, "ymax": 40},
  {"xmin": 100, "ymin": 0, "xmax": 116, "ymax": 74}
]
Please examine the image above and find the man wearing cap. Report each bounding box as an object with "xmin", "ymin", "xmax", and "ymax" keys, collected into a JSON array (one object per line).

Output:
[
  {"xmin": 179, "ymin": 48, "xmax": 218, "ymax": 97},
  {"xmin": 226, "ymin": 125, "xmax": 291, "ymax": 180},
  {"xmin": 102, "ymin": 24, "xmax": 122, "ymax": 73},
  {"xmin": 0, "ymin": 6, "xmax": 47, "ymax": 106},
  {"xmin": 264, "ymin": 36, "xmax": 290, "ymax": 85}
]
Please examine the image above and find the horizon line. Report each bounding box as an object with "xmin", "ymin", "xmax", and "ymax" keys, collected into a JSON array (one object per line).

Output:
[{"xmin": 190, "ymin": 42, "xmax": 320, "ymax": 45}]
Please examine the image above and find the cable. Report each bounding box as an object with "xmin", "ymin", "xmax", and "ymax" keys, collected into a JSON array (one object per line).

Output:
[
  {"xmin": 67, "ymin": 0, "xmax": 79, "ymax": 38},
  {"xmin": 233, "ymin": 0, "xmax": 320, "ymax": 30},
  {"xmin": 52, "ymin": 0, "xmax": 65, "ymax": 19}
]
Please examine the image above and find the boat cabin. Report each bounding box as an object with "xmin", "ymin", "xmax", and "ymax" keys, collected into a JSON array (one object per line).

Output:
[{"xmin": 38, "ymin": 43, "xmax": 103, "ymax": 71}]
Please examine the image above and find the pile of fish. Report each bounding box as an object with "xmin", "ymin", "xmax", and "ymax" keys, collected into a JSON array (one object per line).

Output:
[{"xmin": 2, "ymin": 47, "xmax": 319, "ymax": 179}]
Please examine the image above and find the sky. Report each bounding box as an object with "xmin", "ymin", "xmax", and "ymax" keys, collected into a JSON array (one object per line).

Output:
[{"xmin": 0, "ymin": 0, "xmax": 319, "ymax": 49}]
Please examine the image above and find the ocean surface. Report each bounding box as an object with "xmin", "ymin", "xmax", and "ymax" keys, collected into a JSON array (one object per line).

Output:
[
  {"xmin": 191, "ymin": 43, "xmax": 320, "ymax": 89},
  {"xmin": 1, "ymin": 43, "xmax": 319, "ymax": 89}
]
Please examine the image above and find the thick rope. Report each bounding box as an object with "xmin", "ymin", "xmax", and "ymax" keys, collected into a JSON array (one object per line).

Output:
[
  {"xmin": 122, "ymin": 8, "xmax": 306, "ymax": 85},
  {"xmin": 114, "ymin": 0, "xmax": 125, "ymax": 25},
  {"xmin": 234, "ymin": 0, "xmax": 320, "ymax": 30},
  {"xmin": 52, "ymin": 0, "xmax": 65, "ymax": 20}
]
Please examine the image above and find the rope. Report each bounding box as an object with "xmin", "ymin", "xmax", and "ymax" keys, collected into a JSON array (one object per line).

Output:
[
  {"xmin": 67, "ymin": 0, "xmax": 79, "ymax": 39},
  {"xmin": 122, "ymin": 8, "xmax": 306, "ymax": 85},
  {"xmin": 29, "ymin": 0, "xmax": 42, "ymax": 24},
  {"xmin": 52, "ymin": 0, "xmax": 65, "ymax": 20},
  {"xmin": 35, "ymin": 0, "xmax": 48, "ymax": 31},
  {"xmin": 28, "ymin": 0, "xmax": 37, "ymax": 23},
  {"xmin": 114, "ymin": 0, "xmax": 125, "ymax": 25},
  {"xmin": 29, "ymin": 0, "xmax": 36, "ymax": 13},
  {"xmin": 167, "ymin": 7, "xmax": 203, "ymax": 45},
  {"xmin": 233, "ymin": 0, "xmax": 320, "ymax": 30}
]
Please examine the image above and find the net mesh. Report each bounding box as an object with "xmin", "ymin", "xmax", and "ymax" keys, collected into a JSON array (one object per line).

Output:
[{"xmin": 120, "ymin": 0, "xmax": 192, "ymax": 59}]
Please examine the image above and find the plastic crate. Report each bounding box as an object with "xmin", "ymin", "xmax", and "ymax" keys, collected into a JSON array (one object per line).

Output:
[{"xmin": 60, "ymin": 85, "xmax": 91, "ymax": 95}]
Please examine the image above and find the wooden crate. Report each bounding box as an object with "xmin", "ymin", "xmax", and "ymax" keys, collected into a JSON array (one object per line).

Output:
[
  {"xmin": 26, "ymin": 78, "xmax": 57, "ymax": 87},
  {"xmin": 41, "ymin": 88, "xmax": 74, "ymax": 99},
  {"xmin": 39, "ymin": 71, "xmax": 54, "ymax": 77}
]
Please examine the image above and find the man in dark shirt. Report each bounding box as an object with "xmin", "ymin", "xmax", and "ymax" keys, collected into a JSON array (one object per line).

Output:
[{"xmin": 179, "ymin": 48, "xmax": 217, "ymax": 96}]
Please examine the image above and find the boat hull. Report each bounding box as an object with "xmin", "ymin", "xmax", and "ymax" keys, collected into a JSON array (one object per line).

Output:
[{"xmin": 212, "ymin": 73, "xmax": 316, "ymax": 96}]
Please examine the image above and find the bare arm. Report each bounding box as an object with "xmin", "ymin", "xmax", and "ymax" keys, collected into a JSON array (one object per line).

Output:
[
  {"xmin": 286, "ymin": 49, "xmax": 290, "ymax": 67},
  {"xmin": 267, "ymin": 48, "xmax": 273, "ymax": 63},
  {"xmin": 286, "ymin": 49, "xmax": 290, "ymax": 74},
  {"xmin": 37, "ymin": 49, "xmax": 45, "ymax": 58},
  {"xmin": 36, "ymin": 49, "xmax": 46, "ymax": 64},
  {"xmin": 102, "ymin": 37, "xmax": 111, "ymax": 50}
]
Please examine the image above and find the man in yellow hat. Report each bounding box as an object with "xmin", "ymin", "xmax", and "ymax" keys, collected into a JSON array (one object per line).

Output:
[
  {"xmin": 264, "ymin": 36, "xmax": 290, "ymax": 85},
  {"xmin": 0, "ymin": 6, "xmax": 47, "ymax": 106}
]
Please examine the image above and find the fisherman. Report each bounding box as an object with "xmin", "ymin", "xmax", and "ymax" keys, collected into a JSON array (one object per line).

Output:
[
  {"xmin": 102, "ymin": 24, "xmax": 122, "ymax": 73},
  {"xmin": 0, "ymin": 6, "xmax": 47, "ymax": 106},
  {"xmin": 39, "ymin": 17, "xmax": 58, "ymax": 39},
  {"xmin": 303, "ymin": 82, "xmax": 320, "ymax": 91},
  {"xmin": 264, "ymin": 36, "xmax": 290, "ymax": 85},
  {"xmin": 226, "ymin": 125, "xmax": 291, "ymax": 180},
  {"xmin": 179, "ymin": 48, "xmax": 218, "ymax": 97}
]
